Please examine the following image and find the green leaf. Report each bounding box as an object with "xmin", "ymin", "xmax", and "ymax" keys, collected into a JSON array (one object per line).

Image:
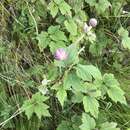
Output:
[
  {"xmin": 48, "ymin": 1, "xmax": 59, "ymax": 17},
  {"xmin": 72, "ymin": 0, "xmax": 84, "ymax": 13},
  {"xmin": 118, "ymin": 27, "xmax": 130, "ymax": 50},
  {"xmin": 64, "ymin": 19, "xmax": 77, "ymax": 36},
  {"xmin": 22, "ymin": 102, "xmax": 34, "ymax": 119},
  {"xmin": 85, "ymin": 0, "xmax": 96, "ymax": 6},
  {"xmin": 86, "ymin": 65, "xmax": 102, "ymax": 80},
  {"xmin": 54, "ymin": 0, "xmax": 64, "ymax": 5},
  {"xmin": 96, "ymin": 0, "xmax": 111, "ymax": 14},
  {"xmin": 34, "ymin": 103, "xmax": 51, "ymax": 119},
  {"xmin": 57, "ymin": 121, "xmax": 74, "ymax": 130},
  {"xmin": 76, "ymin": 64, "xmax": 92, "ymax": 81},
  {"xmin": 76, "ymin": 64, "xmax": 102, "ymax": 81},
  {"xmin": 71, "ymin": 92, "xmax": 84, "ymax": 103},
  {"xmin": 59, "ymin": 1, "xmax": 71, "ymax": 15},
  {"xmin": 76, "ymin": 10, "xmax": 87, "ymax": 21},
  {"xmin": 85, "ymin": 0, "xmax": 110, "ymax": 14},
  {"xmin": 80, "ymin": 113, "xmax": 96, "ymax": 130},
  {"xmin": 50, "ymin": 30, "xmax": 68, "ymax": 42},
  {"xmin": 47, "ymin": 64, "xmax": 58, "ymax": 81},
  {"xmin": 100, "ymin": 122, "xmax": 120, "ymax": 130},
  {"xmin": 122, "ymin": 36, "xmax": 130, "ymax": 50},
  {"xmin": 54, "ymin": 59, "xmax": 66, "ymax": 67},
  {"xmin": 48, "ymin": 0, "xmax": 71, "ymax": 17},
  {"xmin": 49, "ymin": 41, "xmax": 66, "ymax": 53},
  {"xmin": 84, "ymin": 82, "xmax": 102, "ymax": 97},
  {"xmin": 22, "ymin": 92, "xmax": 50, "ymax": 119},
  {"xmin": 48, "ymin": 25, "xmax": 60, "ymax": 34},
  {"xmin": 65, "ymin": 44, "xmax": 79, "ymax": 65},
  {"xmin": 71, "ymin": 115, "xmax": 82, "ymax": 127},
  {"xmin": 107, "ymin": 86, "xmax": 127, "ymax": 105},
  {"xmin": 112, "ymin": 2, "xmax": 123, "ymax": 16},
  {"xmin": 56, "ymin": 87, "xmax": 67, "ymax": 107},
  {"xmin": 89, "ymin": 31, "xmax": 109, "ymax": 56},
  {"xmin": 103, "ymin": 73, "xmax": 120, "ymax": 87},
  {"xmin": 83, "ymin": 96, "xmax": 99, "ymax": 118},
  {"xmin": 103, "ymin": 73, "xmax": 127, "ymax": 104},
  {"xmin": 56, "ymin": 15, "xmax": 66, "ymax": 24},
  {"xmin": 37, "ymin": 32, "xmax": 50, "ymax": 51},
  {"xmin": 63, "ymin": 72, "xmax": 84, "ymax": 91},
  {"xmin": 118, "ymin": 27, "xmax": 129, "ymax": 37},
  {"xmin": 48, "ymin": 26, "xmax": 68, "ymax": 42}
]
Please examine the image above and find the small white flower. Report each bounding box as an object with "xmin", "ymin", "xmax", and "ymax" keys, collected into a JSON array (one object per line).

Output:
[
  {"xmin": 42, "ymin": 79, "xmax": 51, "ymax": 86},
  {"xmin": 122, "ymin": 10, "xmax": 129, "ymax": 14},
  {"xmin": 39, "ymin": 87, "xmax": 49, "ymax": 95}
]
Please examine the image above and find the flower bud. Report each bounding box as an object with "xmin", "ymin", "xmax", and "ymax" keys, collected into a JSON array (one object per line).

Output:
[
  {"xmin": 54, "ymin": 48, "xmax": 68, "ymax": 61},
  {"xmin": 83, "ymin": 23, "xmax": 92, "ymax": 33},
  {"xmin": 89, "ymin": 18, "xmax": 98, "ymax": 27},
  {"xmin": 83, "ymin": 23, "xmax": 89, "ymax": 33}
]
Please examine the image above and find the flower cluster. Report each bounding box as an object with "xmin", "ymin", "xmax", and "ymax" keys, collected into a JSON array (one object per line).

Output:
[
  {"xmin": 54, "ymin": 18, "xmax": 98, "ymax": 61},
  {"xmin": 83, "ymin": 18, "xmax": 98, "ymax": 33}
]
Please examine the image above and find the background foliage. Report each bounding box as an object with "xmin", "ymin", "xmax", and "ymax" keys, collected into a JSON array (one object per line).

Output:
[{"xmin": 0, "ymin": 0, "xmax": 130, "ymax": 130}]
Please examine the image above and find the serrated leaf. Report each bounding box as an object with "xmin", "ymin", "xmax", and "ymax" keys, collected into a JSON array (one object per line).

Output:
[
  {"xmin": 76, "ymin": 64, "xmax": 102, "ymax": 81},
  {"xmin": 57, "ymin": 121, "xmax": 73, "ymax": 130},
  {"xmin": 84, "ymin": 82, "xmax": 102, "ymax": 97},
  {"xmin": 85, "ymin": 0, "xmax": 110, "ymax": 14},
  {"xmin": 54, "ymin": 0, "xmax": 64, "ymax": 5},
  {"xmin": 107, "ymin": 86, "xmax": 127, "ymax": 105},
  {"xmin": 76, "ymin": 64, "xmax": 92, "ymax": 81},
  {"xmin": 100, "ymin": 122, "xmax": 120, "ymax": 130},
  {"xmin": 22, "ymin": 92, "xmax": 50, "ymax": 119},
  {"xmin": 48, "ymin": 25, "xmax": 60, "ymax": 34},
  {"xmin": 118, "ymin": 27, "xmax": 130, "ymax": 50},
  {"xmin": 56, "ymin": 87, "xmax": 67, "ymax": 107},
  {"xmin": 77, "ymin": 10, "xmax": 87, "ymax": 21},
  {"xmin": 80, "ymin": 113, "xmax": 96, "ymax": 130},
  {"xmin": 56, "ymin": 15, "xmax": 66, "ymax": 24},
  {"xmin": 22, "ymin": 102, "xmax": 34, "ymax": 119},
  {"xmin": 37, "ymin": 32, "xmax": 50, "ymax": 51},
  {"xmin": 64, "ymin": 19, "xmax": 77, "ymax": 36},
  {"xmin": 49, "ymin": 41, "xmax": 66, "ymax": 53},
  {"xmin": 103, "ymin": 73, "xmax": 127, "ymax": 105},
  {"xmin": 96, "ymin": 0, "xmax": 111, "ymax": 14},
  {"xmin": 85, "ymin": 0, "xmax": 96, "ymax": 6},
  {"xmin": 48, "ymin": 1, "xmax": 59, "ymax": 17},
  {"xmin": 118, "ymin": 27, "xmax": 129, "ymax": 37},
  {"xmin": 83, "ymin": 96, "xmax": 99, "ymax": 118},
  {"xmin": 122, "ymin": 37, "xmax": 130, "ymax": 50},
  {"xmin": 85, "ymin": 65, "xmax": 102, "ymax": 80},
  {"xmin": 48, "ymin": 26, "xmax": 68, "ymax": 42},
  {"xmin": 50, "ymin": 30, "xmax": 68, "ymax": 42},
  {"xmin": 71, "ymin": 92, "xmax": 84, "ymax": 103},
  {"xmin": 59, "ymin": 1, "xmax": 71, "ymax": 15},
  {"xmin": 103, "ymin": 73, "xmax": 120, "ymax": 87},
  {"xmin": 34, "ymin": 103, "xmax": 51, "ymax": 119},
  {"xmin": 63, "ymin": 72, "xmax": 84, "ymax": 91}
]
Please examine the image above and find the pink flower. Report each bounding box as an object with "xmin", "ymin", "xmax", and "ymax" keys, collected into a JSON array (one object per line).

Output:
[
  {"xmin": 89, "ymin": 18, "xmax": 98, "ymax": 27},
  {"xmin": 54, "ymin": 48, "xmax": 68, "ymax": 61}
]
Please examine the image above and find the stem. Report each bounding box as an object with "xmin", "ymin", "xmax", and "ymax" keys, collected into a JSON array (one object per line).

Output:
[
  {"xmin": 26, "ymin": 1, "xmax": 39, "ymax": 35},
  {"xmin": 74, "ymin": 34, "xmax": 85, "ymax": 45}
]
